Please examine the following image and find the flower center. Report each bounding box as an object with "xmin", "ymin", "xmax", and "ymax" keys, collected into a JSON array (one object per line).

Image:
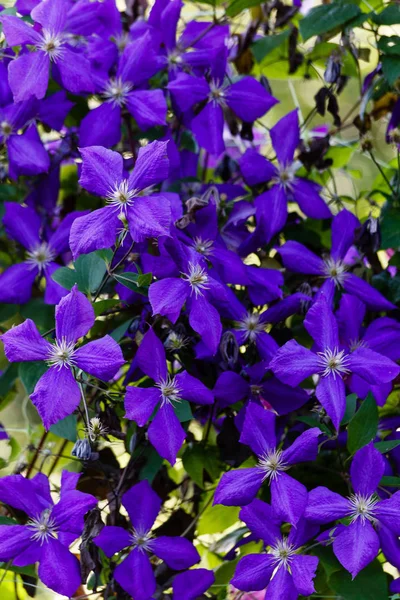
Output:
[
  {"xmin": 208, "ymin": 80, "xmax": 227, "ymax": 106},
  {"xmin": 182, "ymin": 263, "xmax": 209, "ymax": 297},
  {"xmin": 26, "ymin": 242, "xmax": 56, "ymax": 270},
  {"xmin": 102, "ymin": 77, "xmax": 133, "ymax": 107},
  {"xmin": 39, "ymin": 30, "xmax": 65, "ymax": 61},
  {"xmin": 46, "ymin": 337, "xmax": 77, "ymax": 369},
  {"xmin": 131, "ymin": 528, "xmax": 153, "ymax": 552},
  {"xmin": 270, "ymin": 537, "xmax": 296, "ymax": 570},
  {"xmin": 114, "ymin": 32, "xmax": 130, "ymax": 52},
  {"xmin": 164, "ymin": 331, "xmax": 189, "ymax": 351},
  {"xmin": 106, "ymin": 180, "xmax": 138, "ymax": 214},
  {"xmin": 257, "ymin": 449, "xmax": 288, "ymax": 481},
  {"xmin": 192, "ymin": 237, "xmax": 213, "ymax": 256},
  {"xmin": 348, "ymin": 493, "xmax": 378, "ymax": 524},
  {"xmin": 272, "ymin": 162, "xmax": 297, "ymax": 190},
  {"xmin": 167, "ymin": 50, "xmax": 183, "ymax": 69},
  {"xmin": 28, "ymin": 509, "xmax": 58, "ymax": 545},
  {"xmin": 349, "ymin": 338, "xmax": 368, "ymax": 352},
  {"xmin": 317, "ymin": 347, "xmax": 350, "ymax": 379},
  {"xmin": 0, "ymin": 120, "xmax": 12, "ymax": 139},
  {"xmin": 236, "ymin": 312, "xmax": 264, "ymax": 342},
  {"xmin": 156, "ymin": 375, "xmax": 181, "ymax": 406},
  {"xmin": 323, "ymin": 257, "xmax": 348, "ymax": 287}
]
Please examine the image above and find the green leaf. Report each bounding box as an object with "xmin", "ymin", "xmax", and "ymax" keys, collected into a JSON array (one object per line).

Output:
[
  {"xmin": 373, "ymin": 4, "xmax": 400, "ymax": 25},
  {"xmin": 296, "ymin": 416, "xmax": 331, "ymax": 435},
  {"xmin": 0, "ymin": 516, "xmax": 18, "ymax": 525},
  {"xmin": 380, "ymin": 205, "xmax": 400, "ymax": 249},
  {"xmin": 299, "ymin": 2, "xmax": 361, "ymax": 41},
  {"xmin": 182, "ymin": 445, "xmax": 206, "ymax": 487},
  {"xmin": 225, "ymin": 0, "xmax": 264, "ymax": 18},
  {"xmin": 75, "ymin": 252, "xmax": 107, "ymax": 294},
  {"xmin": 114, "ymin": 272, "xmax": 140, "ymax": 290},
  {"xmin": 374, "ymin": 439, "xmax": 400, "ymax": 453},
  {"xmin": 95, "ymin": 249, "xmax": 114, "ymax": 264},
  {"xmin": 330, "ymin": 559, "xmax": 388, "ymax": 600},
  {"xmin": 139, "ymin": 446, "xmax": 163, "ymax": 483},
  {"xmin": 19, "ymin": 362, "xmax": 48, "ymax": 394},
  {"xmin": 137, "ymin": 272, "xmax": 152, "ymax": 287},
  {"xmin": 93, "ymin": 299, "xmax": 121, "ymax": 316},
  {"xmin": 380, "ymin": 475, "xmax": 400, "ymax": 487},
  {"xmin": 252, "ymin": 30, "xmax": 290, "ymax": 63},
  {"xmin": 347, "ymin": 393, "xmax": 378, "ymax": 455},
  {"xmin": 382, "ymin": 55, "xmax": 400, "ymax": 85},
  {"xmin": 174, "ymin": 400, "xmax": 192, "ymax": 422},
  {"xmin": 325, "ymin": 146, "xmax": 354, "ymax": 169},
  {"xmin": 51, "ymin": 266, "xmax": 77, "ymax": 290},
  {"xmin": 110, "ymin": 318, "xmax": 135, "ymax": 341},
  {"xmin": 341, "ymin": 393, "xmax": 357, "ymax": 426},
  {"xmin": 197, "ymin": 500, "xmax": 240, "ymax": 535},
  {"xmin": 49, "ymin": 414, "xmax": 77, "ymax": 442}
]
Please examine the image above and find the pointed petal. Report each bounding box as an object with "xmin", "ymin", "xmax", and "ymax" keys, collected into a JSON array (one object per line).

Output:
[
  {"xmin": 240, "ymin": 402, "xmax": 276, "ymax": 456},
  {"xmin": 270, "ymin": 110, "xmax": 299, "ymax": 166},
  {"xmin": 152, "ymin": 536, "xmax": 199, "ymax": 569},
  {"xmin": 239, "ymin": 148, "xmax": 277, "ymax": 186},
  {"xmin": 213, "ymin": 371, "xmax": 249, "ymax": 408},
  {"xmin": 256, "ymin": 185, "xmax": 287, "ymax": 242},
  {"xmin": 292, "ymin": 178, "xmax": 331, "ymax": 219},
  {"xmin": 129, "ymin": 140, "xmax": 169, "ymax": 191},
  {"xmin": 127, "ymin": 194, "xmax": 171, "ymax": 242},
  {"xmin": 175, "ymin": 371, "xmax": 213, "ymax": 405},
  {"xmin": 38, "ymin": 537, "xmax": 81, "ymax": 598},
  {"xmin": 1, "ymin": 318, "xmax": 51, "ymax": 362},
  {"xmin": 79, "ymin": 103, "xmax": 121, "ymax": 149},
  {"xmin": 316, "ymin": 374, "xmax": 346, "ymax": 430},
  {"xmin": 304, "ymin": 294, "xmax": 339, "ymax": 350},
  {"xmin": 333, "ymin": 520, "xmax": 379, "ymax": 578},
  {"xmin": 74, "ymin": 335, "xmax": 124, "ymax": 380},
  {"xmin": 78, "ymin": 145, "xmax": 122, "ymax": 197},
  {"xmin": 149, "ymin": 277, "xmax": 188, "ymax": 323},
  {"xmin": 191, "ymin": 102, "xmax": 224, "ymax": 155},
  {"xmin": 1, "ymin": 15, "xmax": 42, "ymax": 45},
  {"xmin": 94, "ymin": 526, "xmax": 131, "ymax": 557},
  {"xmin": 266, "ymin": 565, "xmax": 297, "ymax": 600},
  {"xmin": 291, "ymin": 555, "xmax": 318, "ymax": 596},
  {"xmin": 8, "ymin": 126, "xmax": 50, "ymax": 176},
  {"xmin": 148, "ymin": 403, "xmax": 186, "ymax": 465},
  {"xmin": 282, "ymin": 428, "xmax": 320, "ymax": 466},
  {"xmin": 3, "ymin": 202, "xmax": 41, "ymax": 250},
  {"xmin": 305, "ymin": 486, "xmax": 350, "ymax": 523},
  {"xmin": 173, "ymin": 569, "xmax": 215, "ymax": 600},
  {"xmin": 114, "ymin": 549, "xmax": 156, "ymax": 600},
  {"xmin": 0, "ymin": 263, "xmax": 37, "ymax": 305},
  {"xmin": 55, "ymin": 285, "xmax": 94, "ymax": 344},
  {"xmin": 271, "ymin": 472, "xmax": 308, "ymax": 525},
  {"xmin": 8, "ymin": 51, "xmax": 49, "ymax": 102},
  {"xmin": 270, "ymin": 339, "xmax": 319, "ymax": 387},
  {"xmin": 124, "ymin": 386, "xmax": 160, "ymax": 426},
  {"xmin": 240, "ymin": 499, "xmax": 281, "ymax": 546},
  {"xmin": 350, "ymin": 443, "xmax": 385, "ymax": 497},
  {"xmin": 375, "ymin": 492, "xmax": 400, "ymax": 535},
  {"xmin": 136, "ymin": 327, "xmax": 167, "ymax": 381},
  {"xmin": 336, "ymin": 294, "xmax": 366, "ymax": 346},
  {"xmin": 69, "ymin": 206, "xmax": 120, "ymax": 259},
  {"xmin": 31, "ymin": 365, "xmax": 80, "ymax": 429},
  {"xmin": 0, "ymin": 474, "xmax": 49, "ymax": 517},
  {"xmin": 189, "ymin": 295, "xmax": 222, "ymax": 355},
  {"xmin": 122, "ymin": 480, "xmax": 161, "ymax": 532},
  {"xmin": 263, "ymin": 377, "xmax": 309, "ymax": 415},
  {"xmin": 214, "ymin": 468, "xmax": 263, "ymax": 506},
  {"xmin": 347, "ymin": 347, "xmax": 400, "ymax": 385},
  {"xmin": 331, "ymin": 209, "xmax": 359, "ymax": 260},
  {"xmin": 31, "ymin": 0, "xmax": 68, "ymax": 32},
  {"xmin": 227, "ymin": 77, "xmax": 277, "ymax": 121},
  {"xmin": 52, "ymin": 490, "xmax": 97, "ymax": 535},
  {"xmin": 231, "ymin": 554, "xmax": 274, "ymax": 592},
  {"xmin": 343, "ymin": 273, "xmax": 396, "ymax": 311},
  {"xmin": 57, "ymin": 49, "xmax": 94, "ymax": 95},
  {"xmin": 167, "ymin": 72, "xmax": 209, "ymax": 112},
  {"xmin": 278, "ymin": 240, "xmax": 324, "ymax": 275},
  {"xmin": 126, "ymin": 89, "xmax": 167, "ymax": 130}
]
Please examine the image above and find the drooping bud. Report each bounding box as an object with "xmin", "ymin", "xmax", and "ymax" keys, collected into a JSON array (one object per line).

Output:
[
  {"xmin": 356, "ymin": 215, "xmax": 381, "ymax": 254},
  {"xmin": 220, "ymin": 331, "xmax": 239, "ymax": 368},
  {"xmin": 72, "ymin": 438, "xmax": 93, "ymax": 461}
]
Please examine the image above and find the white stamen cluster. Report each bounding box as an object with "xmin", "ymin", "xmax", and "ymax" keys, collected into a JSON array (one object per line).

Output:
[
  {"xmin": 208, "ymin": 80, "xmax": 227, "ymax": 106},
  {"xmin": 46, "ymin": 337, "xmax": 77, "ymax": 369},
  {"xmin": 322, "ymin": 257, "xmax": 348, "ymax": 287},
  {"xmin": 114, "ymin": 32, "xmax": 130, "ymax": 52},
  {"xmin": 349, "ymin": 338, "xmax": 368, "ymax": 352},
  {"xmin": 192, "ymin": 237, "xmax": 213, "ymax": 256},
  {"xmin": 131, "ymin": 528, "xmax": 153, "ymax": 553},
  {"xmin": 28, "ymin": 509, "xmax": 58, "ymax": 545},
  {"xmin": 236, "ymin": 312, "xmax": 265, "ymax": 342},
  {"xmin": 156, "ymin": 375, "xmax": 182, "ymax": 406},
  {"xmin": 26, "ymin": 242, "xmax": 56, "ymax": 270},
  {"xmin": 167, "ymin": 50, "xmax": 184, "ymax": 70},
  {"xmin": 317, "ymin": 347, "xmax": 350, "ymax": 379},
  {"xmin": 106, "ymin": 180, "xmax": 138, "ymax": 213},
  {"xmin": 38, "ymin": 30, "xmax": 65, "ymax": 61},
  {"xmin": 257, "ymin": 449, "xmax": 289, "ymax": 481},
  {"xmin": 348, "ymin": 493, "xmax": 378, "ymax": 524},
  {"xmin": 86, "ymin": 417, "xmax": 107, "ymax": 440},
  {"xmin": 270, "ymin": 537, "xmax": 296, "ymax": 570},
  {"xmin": 182, "ymin": 263, "xmax": 209, "ymax": 297},
  {"xmin": 0, "ymin": 120, "xmax": 12, "ymax": 139},
  {"xmin": 102, "ymin": 77, "xmax": 133, "ymax": 107},
  {"xmin": 164, "ymin": 331, "xmax": 189, "ymax": 351},
  {"xmin": 274, "ymin": 163, "xmax": 296, "ymax": 190}
]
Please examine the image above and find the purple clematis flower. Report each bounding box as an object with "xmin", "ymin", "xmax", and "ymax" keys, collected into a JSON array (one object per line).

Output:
[
  {"xmin": 0, "ymin": 202, "xmax": 84, "ymax": 305},
  {"xmin": 1, "ymin": 0, "xmax": 93, "ymax": 102},
  {"xmin": 173, "ymin": 568, "xmax": 215, "ymax": 600},
  {"xmin": 167, "ymin": 72, "xmax": 277, "ymax": 155},
  {"xmin": 270, "ymin": 295, "xmax": 400, "ymax": 429},
  {"xmin": 214, "ymin": 402, "xmax": 321, "ymax": 524},
  {"xmin": 232, "ymin": 499, "xmax": 319, "ymax": 599},
  {"xmin": 337, "ymin": 294, "xmax": 400, "ymax": 405},
  {"xmin": 277, "ymin": 208, "xmax": 395, "ymax": 310},
  {"xmin": 94, "ymin": 480, "xmax": 200, "ymax": 600},
  {"xmin": 124, "ymin": 327, "xmax": 213, "ymax": 464},
  {"xmin": 148, "ymin": 245, "xmax": 224, "ymax": 355},
  {"xmin": 80, "ymin": 31, "xmax": 167, "ymax": 148},
  {"xmin": 69, "ymin": 140, "xmax": 171, "ymax": 258},
  {"xmin": 239, "ymin": 110, "xmax": 331, "ymax": 244},
  {"xmin": 0, "ymin": 470, "xmax": 97, "ymax": 597},
  {"xmin": 0, "ymin": 285, "xmax": 124, "ymax": 428},
  {"xmin": 305, "ymin": 442, "xmax": 400, "ymax": 578}
]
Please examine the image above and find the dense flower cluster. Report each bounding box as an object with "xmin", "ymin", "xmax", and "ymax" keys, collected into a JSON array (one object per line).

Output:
[{"xmin": 0, "ymin": 0, "xmax": 400, "ymax": 599}]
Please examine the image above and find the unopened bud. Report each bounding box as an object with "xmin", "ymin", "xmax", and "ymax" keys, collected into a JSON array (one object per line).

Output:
[
  {"xmin": 220, "ymin": 331, "xmax": 239, "ymax": 367},
  {"xmin": 72, "ymin": 438, "xmax": 92, "ymax": 461}
]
